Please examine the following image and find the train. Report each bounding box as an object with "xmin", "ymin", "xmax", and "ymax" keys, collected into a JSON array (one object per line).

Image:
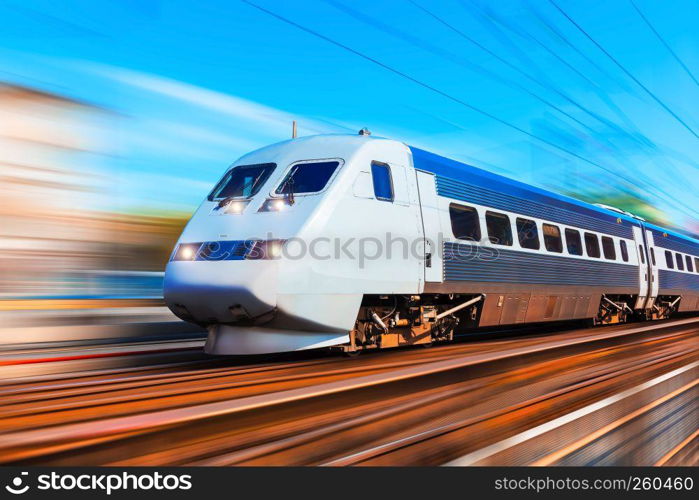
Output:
[{"xmin": 164, "ymin": 131, "xmax": 699, "ymax": 355}]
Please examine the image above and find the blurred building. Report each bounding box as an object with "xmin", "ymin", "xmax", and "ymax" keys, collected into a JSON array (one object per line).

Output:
[
  {"xmin": 0, "ymin": 83, "xmax": 181, "ymax": 298},
  {"xmin": 0, "ymin": 84, "xmax": 106, "ymax": 296}
]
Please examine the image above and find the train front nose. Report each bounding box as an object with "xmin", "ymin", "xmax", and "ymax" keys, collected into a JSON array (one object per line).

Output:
[{"xmin": 163, "ymin": 259, "xmax": 278, "ymax": 324}]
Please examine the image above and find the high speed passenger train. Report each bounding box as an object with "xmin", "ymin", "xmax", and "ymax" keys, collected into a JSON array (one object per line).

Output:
[{"xmin": 164, "ymin": 131, "xmax": 699, "ymax": 355}]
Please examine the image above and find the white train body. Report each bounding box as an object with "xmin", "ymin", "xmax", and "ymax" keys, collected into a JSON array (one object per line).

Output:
[
  {"xmin": 164, "ymin": 134, "xmax": 699, "ymax": 355},
  {"xmin": 165, "ymin": 135, "xmax": 427, "ymax": 354}
]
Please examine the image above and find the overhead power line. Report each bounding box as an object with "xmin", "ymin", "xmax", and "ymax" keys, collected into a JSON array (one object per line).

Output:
[
  {"xmin": 410, "ymin": 0, "xmax": 661, "ymax": 163},
  {"xmin": 326, "ymin": 0, "xmax": 602, "ymax": 139},
  {"xmin": 549, "ymin": 0, "xmax": 699, "ymax": 140},
  {"xmin": 405, "ymin": 1, "xmax": 602, "ymax": 131},
  {"xmin": 241, "ymin": 0, "xmax": 642, "ymax": 189},
  {"xmin": 629, "ymin": 0, "xmax": 699, "ymax": 88}
]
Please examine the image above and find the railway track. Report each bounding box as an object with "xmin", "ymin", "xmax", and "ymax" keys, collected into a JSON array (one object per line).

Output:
[{"xmin": 0, "ymin": 317, "xmax": 696, "ymax": 466}]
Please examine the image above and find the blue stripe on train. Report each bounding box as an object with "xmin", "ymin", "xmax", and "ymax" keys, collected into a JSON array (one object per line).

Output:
[
  {"xmin": 658, "ymin": 269, "xmax": 699, "ymax": 291},
  {"xmin": 649, "ymin": 229, "xmax": 699, "ymax": 256},
  {"xmin": 195, "ymin": 240, "xmax": 250, "ymax": 261},
  {"xmin": 443, "ymin": 242, "xmax": 639, "ymax": 287},
  {"xmin": 410, "ymin": 146, "xmax": 637, "ymax": 239}
]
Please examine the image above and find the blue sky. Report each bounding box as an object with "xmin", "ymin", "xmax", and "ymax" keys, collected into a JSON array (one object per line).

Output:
[{"xmin": 1, "ymin": 0, "xmax": 697, "ymax": 231}]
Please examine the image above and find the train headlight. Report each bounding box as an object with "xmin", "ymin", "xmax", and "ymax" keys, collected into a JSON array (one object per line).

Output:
[
  {"xmin": 245, "ymin": 239, "xmax": 286, "ymax": 260},
  {"xmin": 171, "ymin": 243, "xmax": 202, "ymax": 261},
  {"xmin": 258, "ymin": 198, "xmax": 293, "ymax": 212},
  {"xmin": 224, "ymin": 200, "xmax": 249, "ymax": 214},
  {"xmin": 267, "ymin": 241, "xmax": 283, "ymax": 259}
]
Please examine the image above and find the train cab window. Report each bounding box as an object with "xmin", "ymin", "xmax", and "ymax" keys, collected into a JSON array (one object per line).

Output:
[
  {"xmin": 650, "ymin": 248, "xmax": 656, "ymax": 265},
  {"xmin": 676, "ymin": 253, "xmax": 684, "ymax": 271},
  {"xmin": 516, "ymin": 218, "xmax": 539, "ymax": 249},
  {"xmin": 370, "ymin": 162, "xmax": 394, "ymax": 201},
  {"xmin": 485, "ymin": 211, "xmax": 513, "ymax": 246},
  {"xmin": 665, "ymin": 250, "xmax": 674, "ymax": 269},
  {"xmin": 638, "ymin": 245, "xmax": 645, "ymax": 264},
  {"xmin": 601, "ymin": 236, "xmax": 616, "ymax": 260},
  {"xmin": 620, "ymin": 240, "xmax": 629, "ymax": 262},
  {"xmin": 449, "ymin": 204, "xmax": 481, "ymax": 242},
  {"xmin": 565, "ymin": 229, "xmax": 583, "ymax": 256},
  {"xmin": 543, "ymin": 224, "xmax": 563, "ymax": 253},
  {"xmin": 208, "ymin": 163, "xmax": 276, "ymax": 200},
  {"xmin": 584, "ymin": 233, "xmax": 600, "ymax": 258},
  {"xmin": 687, "ymin": 255, "xmax": 694, "ymax": 272},
  {"xmin": 276, "ymin": 161, "xmax": 340, "ymax": 195}
]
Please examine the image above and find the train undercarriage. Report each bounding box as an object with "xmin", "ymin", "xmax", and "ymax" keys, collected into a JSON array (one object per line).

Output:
[
  {"xmin": 348, "ymin": 294, "xmax": 482, "ymax": 352},
  {"xmin": 648, "ymin": 295, "xmax": 682, "ymax": 320},
  {"xmin": 347, "ymin": 292, "xmax": 683, "ymax": 353}
]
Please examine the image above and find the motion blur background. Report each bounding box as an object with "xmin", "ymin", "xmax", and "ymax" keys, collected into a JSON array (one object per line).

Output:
[{"xmin": 0, "ymin": 0, "xmax": 697, "ymax": 301}]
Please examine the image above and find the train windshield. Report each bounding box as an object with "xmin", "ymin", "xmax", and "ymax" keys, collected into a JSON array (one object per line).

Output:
[
  {"xmin": 208, "ymin": 163, "xmax": 276, "ymax": 201},
  {"xmin": 276, "ymin": 161, "xmax": 340, "ymax": 195}
]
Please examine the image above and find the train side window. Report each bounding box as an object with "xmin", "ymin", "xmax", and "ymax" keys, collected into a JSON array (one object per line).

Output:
[
  {"xmin": 516, "ymin": 218, "xmax": 539, "ymax": 249},
  {"xmin": 601, "ymin": 236, "xmax": 616, "ymax": 260},
  {"xmin": 370, "ymin": 162, "xmax": 394, "ymax": 202},
  {"xmin": 687, "ymin": 255, "xmax": 694, "ymax": 272},
  {"xmin": 650, "ymin": 247, "xmax": 656, "ymax": 265},
  {"xmin": 620, "ymin": 240, "xmax": 629, "ymax": 262},
  {"xmin": 638, "ymin": 245, "xmax": 645, "ymax": 264},
  {"xmin": 565, "ymin": 229, "xmax": 583, "ymax": 256},
  {"xmin": 543, "ymin": 224, "xmax": 563, "ymax": 253},
  {"xmin": 485, "ymin": 211, "xmax": 513, "ymax": 246},
  {"xmin": 676, "ymin": 253, "xmax": 684, "ymax": 271},
  {"xmin": 584, "ymin": 233, "xmax": 600, "ymax": 258},
  {"xmin": 665, "ymin": 250, "xmax": 674, "ymax": 269},
  {"xmin": 449, "ymin": 204, "xmax": 481, "ymax": 242},
  {"xmin": 695, "ymin": 257, "xmax": 699, "ymax": 273}
]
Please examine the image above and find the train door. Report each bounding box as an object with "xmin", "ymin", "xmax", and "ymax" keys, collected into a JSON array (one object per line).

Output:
[
  {"xmin": 644, "ymin": 227, "xmax": 659, "ymax": 308},
  {"xmin": 632, "ymin": 225, "xmax": 649, "ymax": 309},
  {"xmin": 415, "ymin": 170, "xmax": 443, "ymax": 283}
]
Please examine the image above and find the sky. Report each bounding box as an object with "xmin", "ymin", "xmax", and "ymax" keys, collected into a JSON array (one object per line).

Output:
[{"xmin": 1, "ymin": 0, "xmax": 697, "ymax": 231}]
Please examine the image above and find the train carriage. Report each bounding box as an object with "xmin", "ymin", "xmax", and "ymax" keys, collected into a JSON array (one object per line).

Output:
[
  {"xmin": 647, "ymin": 223, "xmax": 699, "ymax": 313},
  {"xmin": 164, "ymin": 132, "xmax": 699, "ymax": 354}
]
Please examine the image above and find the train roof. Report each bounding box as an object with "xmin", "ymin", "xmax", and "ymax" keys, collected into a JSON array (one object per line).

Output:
[
  {"xmin": 237, "ymin": 134, "xmax": 696, "ymax": 246},
  {"xmin": 235, "ymin": 133, "xmax": 396, "ymax": 164},
  {"xmin": 643, "ymin": 220, "xmax": 699, "ymax": 250},
  {"xmin": 408, "ymin": 146, "xmax": 641, "ymax": 225},
  {"xmin": 408, "ymin": 145, "xmax": 698, "ymax": 247}
]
